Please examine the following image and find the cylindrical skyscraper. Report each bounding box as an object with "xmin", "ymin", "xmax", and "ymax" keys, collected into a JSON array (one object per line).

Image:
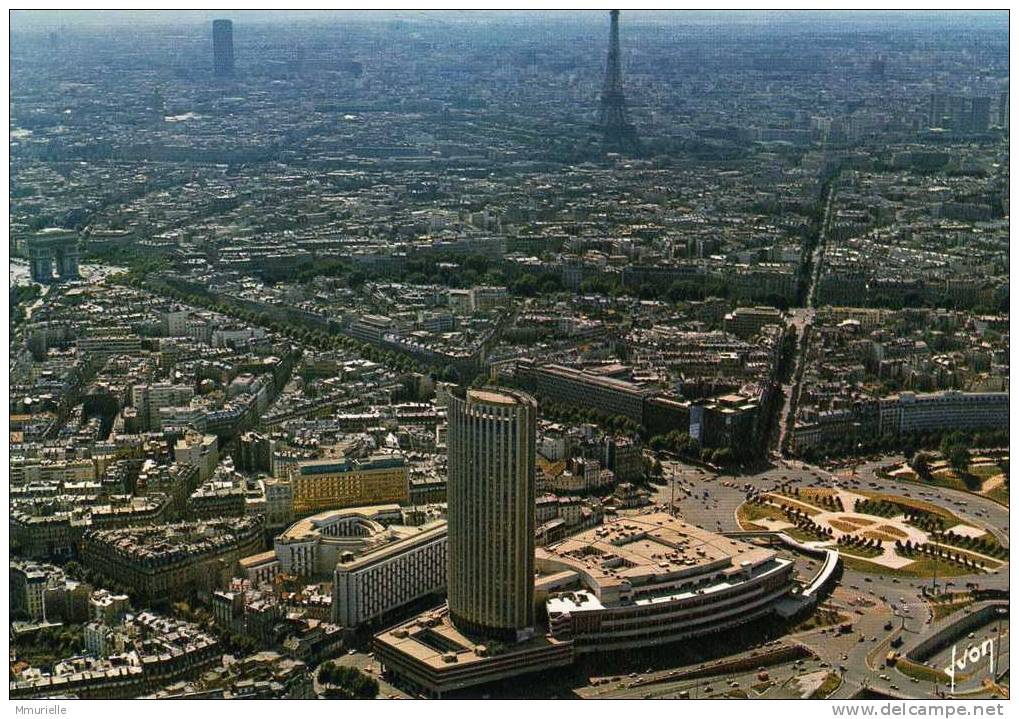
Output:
[
  {"xmin": 446, "ymin": 387, "xmax": 537, "ymax": 642},
  {"xmin": 212, "ymin": 19, "xmax": 234, "ymax": 77}
]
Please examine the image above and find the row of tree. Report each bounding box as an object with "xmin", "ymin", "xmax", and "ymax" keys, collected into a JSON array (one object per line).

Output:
[
  {"xmin": 648, "ymin": 430, "xmax": 742, "ymax": 467},
  {"xmin": 853, "ymin": 498, "xmax": 901, "ymax": 519},
  {"xmin": 797, "ymin": 428, "xmax": 1009, "ymax": 464},
  {"xmin": 929, "ymin": 530, "xmax": 1008, "ymax": 561},
  {"xmin": 836, "ymin": 534, "xmax": 883, "ymax": 552},
  {"xmin": 538, "ymin": 400, "xmax": 643, "ymax": 436},
  {"xmin": 894, "ymin": 540, "xmax": 987, "ymax": 571},
  {"xmin": 143, "ymin": 280, "xmax": 444, "ymax": 379}
]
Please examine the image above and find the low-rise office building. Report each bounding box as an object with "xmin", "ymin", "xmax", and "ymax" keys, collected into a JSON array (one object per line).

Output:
[
  {"xmin": 538, "ymin": 513, "xmax": 797, "ymax": 652},
  {"xmin": 333, "ymin": 520, "xmax": 446, "ymax": 629},
  {"xmin": 290, "ymin": 454, "xmax": 409, "ymax": 514},
  {"xmin": 374, "ymin": 514, "xmax": 797, "ymax": 695},
  {"xmin": 268, "ymin": 504, "xmax": 447, "ymax": 628},
  {"xmin": 879, "ymin": 390, "xmax": 1009, "ymax": 435}
]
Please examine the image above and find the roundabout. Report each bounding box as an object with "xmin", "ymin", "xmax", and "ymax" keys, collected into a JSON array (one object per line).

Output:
[{"xmin": 738, "ymin": 484, "xmax": 1007, "ymax": 578}]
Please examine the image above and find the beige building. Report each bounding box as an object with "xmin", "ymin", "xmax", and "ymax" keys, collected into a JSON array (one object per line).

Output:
[
  {"xmin": 723, "ymin": 306, "xmax": 786, "ymax": 339},
  {"xmin": 173, "ymin": 431, "xmax": 219, "ymax": 482},
  {"xmin": 290, "ymin": 454, "xmax": 409, "ymax": 514}
]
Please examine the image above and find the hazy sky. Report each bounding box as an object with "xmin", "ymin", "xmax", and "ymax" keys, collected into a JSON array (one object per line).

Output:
[{"xmin": 10, "ymin": 9, "xmax": 1008, "ymax": 31}]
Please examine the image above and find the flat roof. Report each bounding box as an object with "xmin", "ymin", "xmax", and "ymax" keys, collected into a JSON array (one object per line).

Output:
[
  {"xmin": 277, "ymin": 504, "xmax": 402, "ymax": 542},
  {"xmin": 538, "ymin": 513, "xmax": 774, "ymax": 592},
  {"xmin": 374, "ymin": 607, "xmax": 569, "ymax": 672},
  {"xmin": 468, "ymin": 389, "xmax": 521, "ymax": 406}
]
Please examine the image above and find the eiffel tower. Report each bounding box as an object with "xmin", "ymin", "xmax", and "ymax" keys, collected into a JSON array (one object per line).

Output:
[{"xmin": 598, "ymin": 10, "xmax": 640, "ymax": 154}]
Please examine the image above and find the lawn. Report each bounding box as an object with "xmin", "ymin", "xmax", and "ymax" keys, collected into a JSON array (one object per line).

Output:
[
  {"xmin": 895, "ymin": 657, "xmax": 951, "ymax": 684},
  {"xmin": 987, "ymin": 485, "xmax": 1009, "ymax": 506},
  {"xmin": 830, "ymin": 518, "xmax": 873, "ymax": 533},
  {"xmin": 738, "ymin": 502, "xmax": 791, "ymax": 528},
  {"xmin": 840, "ymin": 555, "xmax": 971, "ymax": 579},
  {"xmin": 863, "ymin": 525, "xmax": 907, "ymax": 541},
  {"xmin": 737, "ymin": 502, "xmax": 817, "ymax": 542},
  {"xmin": 890, "ymin": 458, "xmax": 1008, "ymax": 501},
  {"xmin": 810, "ymin": 672, "xmax": 842, "ymax": 699},
  {"xmin": 931, "ymin": 598, "xmax": 975, "ymax": 622},
  {"xmin": 928, "ymin": 469, "xmax": 975, "ymax": 492},
  {"xmin": 765, "ymin": 492, "xmax": 822, "ymax": 515},
  {"xmin": 969, "ymin": 461, "xmax": 1006, "ymax": 480},
  {"xmin": 838, "ymin": 544, "xmax": 883, "ymax": 559},
  {"xmin": 858, "ymin": 491, "xmax": 960, "ymax": 522}
]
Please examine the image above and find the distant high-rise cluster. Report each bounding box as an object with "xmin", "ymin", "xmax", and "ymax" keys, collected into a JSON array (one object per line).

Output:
[
  {"xmin": 598, "ymin": 10, "xmax": 640, "ymax": 154},
  {"xmin": 213, "ymin": 19, "xmax": 234, "ymax": 77},
  {"xmin": 928, "ymin": 91, "xmax": 995, "ymax": 132}
]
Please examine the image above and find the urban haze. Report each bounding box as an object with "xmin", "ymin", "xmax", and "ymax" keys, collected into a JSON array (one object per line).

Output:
[{"xmin": 8, "ymin": 9, "xmax": 1010, "ymax": 704}]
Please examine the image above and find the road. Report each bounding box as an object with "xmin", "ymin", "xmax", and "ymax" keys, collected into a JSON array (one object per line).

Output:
[
  {"xmin": 643, "ymin": 452, "xmax": 1009, "ymax": 699},
  {"xmin": 776, "ymin": 178, "xmax": 836, "ymax": 452}
]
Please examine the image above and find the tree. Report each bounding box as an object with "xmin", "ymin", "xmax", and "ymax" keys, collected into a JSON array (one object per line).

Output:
[
  {"xmin": 712, "ymin": 448, "xmax": 734, "ymax": 466},
  {"xmin": 319, "ymin": 663, "xmax": 380, "ymax": 699},
  {"xmin": 947, "ymin": 445, "xmax": 970, "ymax": 474},
  {"xmin": 347, "ymin": 270, "xmax": 367, "ymax": 289},
  {"xmin": 910, "ymin": 451, "xmax": 933, "ymax": 479},
  {"xmin": 510, "ymin": 274, "xmax": 538, "ymax": 297}
]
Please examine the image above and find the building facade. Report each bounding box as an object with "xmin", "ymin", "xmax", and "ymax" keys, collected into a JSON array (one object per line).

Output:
[
  {"xmin": 332, "ymin": 523, "xmax": 447, "ymax": 628},
  {"xmin": 446, "ymin": 387, "xmax": 537, "ymax": 641},
  {"xmin": 212, "ymin": 19, "xmax": 234, "ymax": 77},
  {"xmin": 290, "ymin": 454, "xmax": 409, "ymax": 514}
]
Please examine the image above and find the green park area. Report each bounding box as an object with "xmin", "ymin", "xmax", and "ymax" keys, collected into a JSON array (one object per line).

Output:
[
  {"xmin": 738, "ymin": 483, "xmax": 1006, "ymax": 578},
  {"xmin": 882, "ymin": 441, "xmax": 1008, "ymax": 506}
]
